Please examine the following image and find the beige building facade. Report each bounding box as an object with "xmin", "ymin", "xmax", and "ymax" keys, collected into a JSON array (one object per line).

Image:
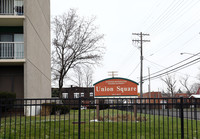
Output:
[{"xmin": 0, "ymin": 0, "xmax": 51, "ymax": 98}]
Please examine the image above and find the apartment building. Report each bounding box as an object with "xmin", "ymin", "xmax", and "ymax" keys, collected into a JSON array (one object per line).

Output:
[{"xmin": 0, "ymin": 0, "xmax": 51, "ymax": 98}]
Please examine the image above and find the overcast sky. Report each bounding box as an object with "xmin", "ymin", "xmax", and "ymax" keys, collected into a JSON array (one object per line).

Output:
[{"xmin": 51, "ymin": 0, "xmax": 200, "ymax": 93}]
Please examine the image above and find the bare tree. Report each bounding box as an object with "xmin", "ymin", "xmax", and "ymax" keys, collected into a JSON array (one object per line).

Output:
[
  {"xmin": 179, "ymin": 75, "xmax": 192, "ymax": 94},
  {"xmin": 83, "ymin": 67, "xmax": 93, "ymax": 87},
  {"xmin": 69, "ymin": 66, "xmax": 93, "ymax": 87},
  {"xmin": 161, "ymin": 74, "xmax": 176, "ymax": 97},
  {"xmin": 191, "ymin": 83, "xmax": 200, "ymax": 93},
  {"xmin": 51, "ymin": 9, "xmax": 104, "ymax": 97},
  {"xmin": 69, "ymin": 67, "xmax": 83, "ymax": 87}
]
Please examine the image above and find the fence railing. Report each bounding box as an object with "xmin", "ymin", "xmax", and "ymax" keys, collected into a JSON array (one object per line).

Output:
[
  {"xmin": 0, "ymin": 98, "xmax": 199, "ymax": 139},
  {"xmin": 0, "ymin": 42, "xmax": 24, "ymax": 59},
  {"xmin": 0, "ymin": 0, "xmax": 24, "ymax": 15}
]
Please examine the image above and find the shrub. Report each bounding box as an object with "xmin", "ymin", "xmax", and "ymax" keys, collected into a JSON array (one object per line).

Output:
[
  {"xmin": 0, "ymin": 92, "xmax": 16, "ymax": 112},
  {"xmin": 70, "ymin": 106, "xmax": 79, "ymax": 110},
  {"xmin": 41, "ymin": 103, "xmax": 70, "ymax": 116},
  {"xmin": 99, "ymin": 104, "xmax": 109, "ymax": 110},
  {"xmin": 87, "ymin": 105, "xmax": 96, "ymax": 109},
  {"xmin": 52, "ymin": 105, "xmax": 70, "ymax": 115},
  {"xmin": 41, "ymin": 103, "xmax": 52, "ymax": 116},
  {"xmin": 52, "ymin": 89, "xmax": 59, "ymax": 97},
  {"xmin": 0, "ymin": 92, "xmax": 16, "ymax": 99}
]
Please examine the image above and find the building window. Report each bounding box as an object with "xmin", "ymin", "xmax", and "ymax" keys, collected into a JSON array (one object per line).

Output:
[
  {"xmin": 90, "ymin": 92, "xmax": 93, "ymax": 97},
  {"xmin": 81, "ymin": 92, "xmax": 84, "ymax": 97},
  {"xmin": 0, "ymin": 33, "xmax": 24, "ymax": 59},
  {"xmin": 74, "ymin": 93, "xmax": 79, "ymax": 98},
  {"xmin": 62, "ymin": 93, "xmax": 68, "ymax": 99}
]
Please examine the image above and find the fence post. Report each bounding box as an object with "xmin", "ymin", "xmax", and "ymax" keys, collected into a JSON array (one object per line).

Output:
[
  {"xmin": 0, "ymin": 99, "xmax": 1, "ymax": 126},
  {"xmin": 78, "ymin": 97, "xmax": 81, "ymax": 139},
  {"xmin": 96, "ymin": 99, "xmax": 100, "ymax": 121},
  {"xmin": 194, "ymin": 98, "xmax": 197, "ymax": 120},
  {"xmin": 134, "ymin": 99, "xmax": 137, "ymax": 121},
  {"xmin": 180, "ymin": 97, "xmax": 184, "ymax": 139}
]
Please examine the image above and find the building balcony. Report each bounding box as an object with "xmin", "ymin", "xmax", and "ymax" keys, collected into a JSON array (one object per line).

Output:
[
  {"xmin": 0, "ymin": 0, "xmax": 24, "ymax": 26},
  {"xmin": 0, "ymin": 42, "xmax": 25, "ymax": 65},
  {"xmin": 0, "ymin": 42, "xmax": 24, "ymax": 59},
  {"xmin": 0, "ymin": 0, "xmax": 24, "ymax": 15}
]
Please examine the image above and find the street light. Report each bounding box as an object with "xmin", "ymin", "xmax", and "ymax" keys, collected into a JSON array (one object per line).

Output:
[
  {"xmin": 180, "ymin": 52, "xmax": 195, "ymax": 55},
  {"xmin": 180, "ymin": 52, "xmax": 200, "ymax": 95},
  {"xmin": 180, "ymin": 52, "xmax": 200, "ymax": 56}
]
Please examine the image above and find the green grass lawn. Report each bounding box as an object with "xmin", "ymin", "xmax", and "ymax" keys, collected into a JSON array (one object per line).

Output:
[{"xmin": 0, "ymin": 109, "xmax": 199, "ymax": 139}]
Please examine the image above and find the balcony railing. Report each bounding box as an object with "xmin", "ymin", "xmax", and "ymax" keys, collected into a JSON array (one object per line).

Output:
[
  {"xmin": 0, "ymin": 42, "xmax": 24, "ymax": 59},
  {"xmin": 0, "ymin": 0, "xmax": 24, "ymax": 15}
]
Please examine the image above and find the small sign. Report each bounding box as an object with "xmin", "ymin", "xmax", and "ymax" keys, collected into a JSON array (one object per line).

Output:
[{"xmin": 94, "ymin": 78, "xmax": 138, "ymax": 98}]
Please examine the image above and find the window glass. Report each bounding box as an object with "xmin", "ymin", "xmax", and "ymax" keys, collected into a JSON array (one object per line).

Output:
[
  {"xmin": 0, "ymin": 34, "xmax": 13, "ymax": 42},
  {"xmin": 14, "ymin": 0, "xmax": 24, "ymax": 15},
  {"xmin": 62, "ymin": 93, "xmax": 68, "ymax": 99},
  {"xmin": 74, "ymin": 93, "xmax": 79, "ymax": 98},
  {"xmin": 14, "ymin": 34, "xmax": 23, "ymax": 42},
  {"xmin": 89, "ymin": 92, "xmax": 93, "ymax": 97}
]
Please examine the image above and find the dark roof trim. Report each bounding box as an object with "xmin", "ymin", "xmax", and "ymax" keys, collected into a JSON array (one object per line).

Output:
[{"xmin": 93, "ymin": 77, "xmax": 139, "ymax": 85}]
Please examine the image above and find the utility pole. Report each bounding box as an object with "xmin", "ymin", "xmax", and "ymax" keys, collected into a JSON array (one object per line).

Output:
[
  {"xmin": 148, "ymin": 67, "xmax": 151, "ymax": 98},
  {"xmin": 132, "ymin": 32, "xmax": 150, "ymax": 98},
  {"xmin": 108, "ymin": 71, "xmax": 118, "ymax": 78}
]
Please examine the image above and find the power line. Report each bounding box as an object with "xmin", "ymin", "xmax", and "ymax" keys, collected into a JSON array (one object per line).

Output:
[
  {"xmin": 146, "ymin": 59, "xmax": 200, "ymax": 81},
  {"xmin": 144, "ymin": 1, "xmax": 200, "ymax": 58},
  {"xmin": 159, "ymin": 34, "xmax": 198, "ymax": 60},
  {"xmin": 140, "ymin": 0, "xmax": 162, "ymax": 30},
  {"xmin": 150, "ymin": 0, "xmax": 190, "ymax": 33},
  {"xmin": 117, "ymin": 47, "xmax": 138, "ymax": 70},
  {"xmin": 128, "ymin": 62, "xmax": 140, "ymax": 78},
  {"xmin": 144, "ymin": 58, "xmax": 165, "ymax": 68},
  {"xmin": 151, "ymin": 0, "xmax": 200, "ymax": 34},
  {"xmin": 147, "ymin": 18, "xmax": 200, "ymax": 57},
  {"xmin": 144, "ymin": 58, "xmax": 200, "ymax": 80},
  {"xmin": 145, "ymin": 0, "xmax": 199, "ymax": 34},
  {"xmin": 145, "ymin": 0, "xmax": 177, "ymax": 32},
  {"xmin": 144, "ymin": 51, "xmax": 200, "ymax": 78},
  {"xmin": 143, "ymin": 57, "xmax": 200, "ymax": 81}
]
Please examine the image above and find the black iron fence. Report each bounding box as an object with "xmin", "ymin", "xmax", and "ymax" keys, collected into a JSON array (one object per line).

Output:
[{"xmin": 0, "ymin": 97, "xmax": 199, "ymax": 139}]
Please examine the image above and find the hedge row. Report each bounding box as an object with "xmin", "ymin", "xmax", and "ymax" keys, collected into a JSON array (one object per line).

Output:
[
  {"xmin": 0, "ymin": 92, "xmax": 16, "ymax": 99},
  {"xmin": 41, "ymin": 103, "xmax": 70, "ymax": 116},
  {"xmin": 0, "ymin": 92, "xmax": 16, "ymax": 112}
]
